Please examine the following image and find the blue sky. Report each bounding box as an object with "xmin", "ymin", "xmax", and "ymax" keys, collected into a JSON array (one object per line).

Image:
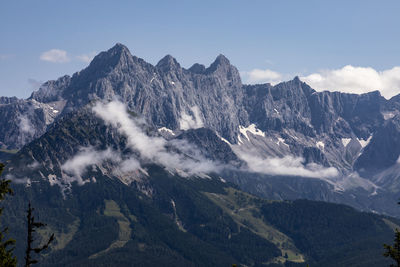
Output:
[{"xmin": 1, "ymin": 0, "xmax": 400, "ymax": 98}]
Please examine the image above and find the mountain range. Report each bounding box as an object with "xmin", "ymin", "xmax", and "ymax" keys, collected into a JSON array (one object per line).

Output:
[{"xmin": 1, "ymin": 43, "xmax": 400, "ymax": 266}]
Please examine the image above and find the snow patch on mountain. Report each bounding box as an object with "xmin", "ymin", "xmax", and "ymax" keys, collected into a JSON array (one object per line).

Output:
[
  {"xmin": 277, "ymin": 137, "xmax": 289, "ymax": 147},
  {"xmin": 316, "ymin": 141, "xmax": 325, "ymax": 150},
  {"xmin": 216, "ymin": 133, "xmax": 231, "ymax": 145},
  {"xmin": 341, "ymin": 138, "xmax": 351, "ymax": 147},
  {"xmin": 239, "ymin": 124, "xmax": 265, "ymax": 142},
  {"xmin": 382, "ymin": 111, "xmax": 396, "ymax": 120},
  {"xmin": 158, "ymin": 127, "xmax": 175, "ymax": 136},
  {"xmin": 358, "ymin": 135, "xmax": 372, "ymax": 148},
  {"xmin": 48, "ymin": 174, "xmax": 58, "ymax": 186}
]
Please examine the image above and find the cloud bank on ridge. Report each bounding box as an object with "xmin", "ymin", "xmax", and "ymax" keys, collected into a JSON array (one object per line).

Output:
[
  {"xmin": 92, "ymin": 100, "xmax": 220, "ymax": 176},
  {"xmin": 55, "ymin": 101, "xmax": 341, "ymax": 189},
  {"xmin": 242, "ymin": 65, "xmax": 400, "ymax": 99}
]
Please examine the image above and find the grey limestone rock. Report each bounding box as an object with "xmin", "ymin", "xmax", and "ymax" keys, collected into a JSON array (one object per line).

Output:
[{"xmin": 3, "ymin": 43, "xmax": 400, "ymax": 210}]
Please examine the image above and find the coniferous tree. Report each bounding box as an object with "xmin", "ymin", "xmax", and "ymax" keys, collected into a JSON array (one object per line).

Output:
[
  {"xmin": 0, "ymin": 163, "xmax": 17, "ymax": 267},
  {"xmin": 384, "ymin": 200, "xmax": 400, "ymax": 267},
  {"xmin": 24, "ymin": 202, "xmax": 54, "ymax": 267},
  {"xmin": 384, "ymin": 228, "xmax": 400, "ymax": 267}
]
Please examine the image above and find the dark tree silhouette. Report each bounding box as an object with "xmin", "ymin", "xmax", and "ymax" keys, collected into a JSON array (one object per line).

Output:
[
  {"xmin": 25, "ymin": 202, "xmax": 54, "ymax": 267},
  {"xmin": 383, "ymin": 200, "xmax": 400, "ymax": 267},
  {"xmin": 0, "ymin": 163, "xmax": 17, "ymax": 267},
  {"xmin": 384, "ymin": 229, "xmax": 400, "ymax": 267}
]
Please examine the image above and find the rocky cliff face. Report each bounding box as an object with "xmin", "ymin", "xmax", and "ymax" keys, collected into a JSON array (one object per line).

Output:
[
  {"xmin": 4, "ymin": 44, "xmax": 396, "ymax": 152},
  {"xmin": 24, "ymin": 44, "xmax": 248, "ymax": 144},
  {"xmin": 3, "ymin": 43, "xmax": 400, "ymax": 216},
  {"xmin": 0, "ymin": 97, "xmax": 63, "ymax": 149},
  {"xmin": 355, "ymin": 115, "xmax": 400, "ymax": 178}
]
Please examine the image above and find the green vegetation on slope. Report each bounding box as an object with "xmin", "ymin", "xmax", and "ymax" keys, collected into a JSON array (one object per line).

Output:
[
  {"xmin": 38, "ymin": 217, "xmax": 80, "ymax": 251},
  {"xmin": 205, "ymin": 188, "xmax": 304, "ymax": 264},
  {"xmin": 260, "ymin": 200, "xmax": 396, "ymax": 267},
  {"xmin": 1, "ymin": 134, "xmax": 399, "ymax": 267},
  {"xmin": 89, "ymin": 200, "xmax": 132, "ymax": 259}
]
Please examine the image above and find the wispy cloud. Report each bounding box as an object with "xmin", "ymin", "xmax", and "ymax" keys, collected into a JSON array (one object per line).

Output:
[
  {"xmin": 242, "ymin": 65, "xmax": 400, "ymax": 99},
  {"xmin": 119, "ymin": 157, "xmax": 141, "ymax": 173},
  {"xmin": 6, "ymin": 174, "xmax": 31, "ymax": 185},
  {"xmin": 241, "ymin": 68, "xmax": 283, "ymax": 85},
  {"xmin": 93, "ymin": 100, "xmax": 220, "ymax": 176},
  {"xmin": 40, "ymin": 49, "xmax": 70, "ymax": 63},
  {"xmin": 39, "ymin": 49, "xmax": 97, "ymax": 64},
  {"xmin": 0, "ymin": 54, "xmax": 13, "ymax": 60},
  {"xmin": 18, "ymin": 114, "xmax": 35, "ymax": 136},
  {"xmin": 54, "ymin": 101, "xmax": 339, "ymax": 190},
  {"xmin": 92, "ymin": 100, "xmax": 337, "ymax": 182},
  {"xmin": 179, "ymin": 106, "xmax": 204, "ymax": 130},
  {"xmin": 61, "ymin": 146, "xmax": 121, "ymax": 185},
  {"xmin": 301, "ymin": 65, "xmax": 400, "ymax": 99},
  {"xmin": 232, "ymin": 147, "xmax": 339, "ymax": 179},
  {"xmin": 76, "ymin": 52, "xmax": 97, "ymax": 63}
]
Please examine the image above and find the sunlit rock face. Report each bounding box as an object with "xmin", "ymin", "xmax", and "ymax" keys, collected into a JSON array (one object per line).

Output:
[{"xmin": 3, "ymin": 43, "xmax": 400, "ymax": 217}]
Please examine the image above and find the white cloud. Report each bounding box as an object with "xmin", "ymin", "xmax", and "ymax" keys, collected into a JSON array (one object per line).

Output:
[
  {"xmin": 76, "ymin": 52, "xmax": 97, "ymax": 63},
  {"xmin": 53, "ymin": 146, "xmax": 143, "ymax": 191},
  {"xmin": 93, "ymin": 100, "xmax": 220, "ymax": 175},
  {"xmin": 179, "ymin": 106, "xmax": 204, "ymax": 130},
  {"xmin": 39, "ymin": 49, "xmax": 97, "ymax": 64},
  {"xmin": 120, "ymin": 158, "xmax": 141, "ymax": 173},
  {"xmin": 19, "ymin": 115, "xmax": 35, "ymax": 136},
  {"xmin": 301, "ymin": 65, "xmax": 400, "ymax": 99},
  {"xmin": 242, "ymin": 65, "xmax": 400, "ymax": 99},
  {"xmin": 40, "ymin": 49, "xmax": 70, "ymax": 63},
  {"xmin": 6, "ymin": 174, "xmax": 31, "ymax": 185},
  {"xmin": 233, "ymin": 147, "xmax": 338, "ymax": 179},
  {"xmin": 27, "ymin": 161, "xmax": 40, "ymax": 169},
  {"xmin": 61, "ymin": 147, "xmax": 121, "ymax": 185},
  {"xmin": 241, "ymin": 69, "xmax": 282, "ymax": 84}
]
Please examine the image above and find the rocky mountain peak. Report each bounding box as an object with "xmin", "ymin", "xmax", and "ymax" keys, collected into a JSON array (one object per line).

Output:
[
  {"xmin": 104, "ymin": 43, "xmax": 132, "ymax": 60},
  {"xmin": 156, "ymin": 54, "xmax": 181, "ymax": 72},
  {"xmin": 214, "ymin": 54, "xmax": 230, "ymax": 64},
  {"xmin": 0, "ymin": 96, "xmax": 19, "ymax": 104},
  {"xmin": 206, "ymin": 54, "xmax": 231, "ymax": 73},
  {"xmin": 188, "ymin": 63, "xmax": 206, "ymax": 74},
  {"xmin": 389, "ymin": 93, "xmax": 400, "ymax": 102},
  {"xmin": 87, "ymin": 43, "xmax": 134, "ymax": 73},
  {"xmin": 368, "ymin": 90, "xmax": 382, "ymax": 97},
  {"xmin": 204, "ymin": 54, "xmax": 242, "ymax": 85},
  {"xmin": 29, "ymin": 75, "xmax": 71, "ymax": 102},
  {"xmin": 289, "ymin": 76, "xmax": 315, "ymax": 96}
]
